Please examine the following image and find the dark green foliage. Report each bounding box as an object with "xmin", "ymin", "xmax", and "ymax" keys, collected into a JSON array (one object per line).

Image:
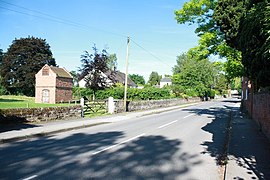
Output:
[
  {"xmin": 214, "ymin": 0, "xmax": 270, "ymax": 89},
  {"xmin": 148, "ymin": 71, "xmax": 161, "ymax": 86},
  {"xmin": 0, "ymin": 37, "xmax": 56, "ymax": 96},
  {"xmin": 0, "ymin": 49, "xmax": 3, "ymax": 65},
  {"xmin": 129, "ymin": 74, "xmax": 145, "ymax": 85},
  {"xmin": 79, "ymin": 46, "xmax": 109, "ymax": 92}
]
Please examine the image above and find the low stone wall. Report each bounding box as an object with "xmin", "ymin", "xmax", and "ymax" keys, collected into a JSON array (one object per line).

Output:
[
  {"xmin": 114, "ymin": 97, "xmax": 201, "ymax": 113},
  {"xmin": 0, "ymin": 105, "xmax": 82, "ymax": 124},
  {"xmin": 242, "ymin": 92, "xmax": 270, "ymax": 140}
]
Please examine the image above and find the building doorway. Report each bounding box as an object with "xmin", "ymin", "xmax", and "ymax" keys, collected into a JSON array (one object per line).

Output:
[{"xmin": 42, "ymin": 89, "xmax": 50, "ymax": 103}]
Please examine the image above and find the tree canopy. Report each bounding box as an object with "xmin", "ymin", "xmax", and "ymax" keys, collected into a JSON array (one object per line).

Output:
[
  {"xmin": 0, "ymin": 37, "xmax": 56, "ymax": 96},
  {"xmin": 107, "ymin": 53, "xmax": 118, "ymax": 71},
  {"xmin": 79, "ymin": 46, "xmax": 109, "ymax": 92},
  {"xmin": 172, "ymin": 53, "xmax": 215, "ymax": 97},
  {"xmin": 148, "ymin": 71, "xmax": 161, "ymax": 86},
  {"xmin": 214, "ymin": 0, "xmax": 270, "ymax": 88},
  {"xmin": 129, "ymin": 74, "xmax": 145, "ymax": 85},
  {"xmin": 175, "ymin": 0, "xmax": 243, "ymax": 82},
  {"xmin": 0, "ymin": 49, "xmax": 3, "ymax": 65}
]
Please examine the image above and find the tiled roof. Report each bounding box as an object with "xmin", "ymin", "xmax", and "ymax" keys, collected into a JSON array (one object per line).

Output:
[
  {"xmin": 105, "ymin": 70, "xmax": 137, "ymax": 87},
  {"xmin": 160, "ymin": 77, "xmax": 172, "ymax": 82},
  {"xmin": 50, "ymin": 66, "xmax": 72, "ymax": 78}
]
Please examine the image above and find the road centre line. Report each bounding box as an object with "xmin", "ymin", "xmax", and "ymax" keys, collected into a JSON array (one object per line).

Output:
[
  {"xmin": 92, "ymin": 133, "xmax": 146, "ymax": 155},
  {"xmin": 158, "ymin": 120, "xmax": 178, "ymax": 129},
  {"xmin": 183, "ymin": 114, "xmax": 193, "ymax": 119},
  {"xmin": 22, "ymin": 175, "xmax": 38, "ymax": 180}
]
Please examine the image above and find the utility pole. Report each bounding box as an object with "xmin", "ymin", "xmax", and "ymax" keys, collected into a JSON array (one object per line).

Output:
[{"xmin": 124, "ymin": 36, "xmax": 130, "ymax": 112}]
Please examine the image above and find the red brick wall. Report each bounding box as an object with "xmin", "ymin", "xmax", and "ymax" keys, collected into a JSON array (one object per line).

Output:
[
  {"xmin": 56, "ymin": 77, "xmax": 73, "ymax": 88},
  {"xmin": 243, "ymin": 92, "xmax": 270, "ymax": 140},
  {"xmin": 55, "ymin": 78, "xmax": 73, "ymax": 103}
]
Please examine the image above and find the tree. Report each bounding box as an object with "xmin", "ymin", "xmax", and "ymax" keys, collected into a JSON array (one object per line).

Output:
[
  {"xmin": 148, "ymin": 71, "xmax": 161, "ymax": 86},
  {"xmin": 79, "ymin": 46, "xmax": 109, "ymax": 94},
  {"xmin": 129, "ymin": 74, "xmax": 145, "ymax": 85},
  {"xmin": 214, "ymin": 0, "xmax": 270, "ymax": 89},
  {"xmin": 172, "ymin": 53, "xmax": 215, "ymax": 97},
  {"xmin": 0, "ymin": 37, "xmax": 56, "ymax": 96},
  {"xmin": 70, "ymin": 70, "xmax": 80, "ymax": 87},
  {"xmin": 172, "ymin": 53, "xmax": 190, "ymax": 74},
  {"xmin": 0, "ymin": 49, "xmax": 3, "ymax": 65},
  {"xmin": 175, "ymin": 0, "xmax": 244, "ymax": 81},
  {"xmin": 107, "ymin": 53, "xmax": 118, "ymax": 71}
]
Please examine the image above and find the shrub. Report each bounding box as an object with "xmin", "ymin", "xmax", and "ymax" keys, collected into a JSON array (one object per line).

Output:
[
  {"xmin": 75, "ymin": 86, "xmax": 172, "ymax": 100},
  {"xmin": 72, "ymin": 87, "xmax": 94, "ymax": 99},
  {"xmin": 207, "ymin": 89, "xmax": 216, "ymax": 99}
]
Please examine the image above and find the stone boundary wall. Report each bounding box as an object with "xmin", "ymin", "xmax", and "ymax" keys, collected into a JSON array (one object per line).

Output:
[
  {"xmin": 242, "ymin": 92, "xmax": 270, "ymax": 140},
  {"xmin": 114, "ymin": 97, "xmax": 201, "ymax": 113},
  {"xmin": 0, "ymin": 105, "xmax": 82, "ymax": 124}
]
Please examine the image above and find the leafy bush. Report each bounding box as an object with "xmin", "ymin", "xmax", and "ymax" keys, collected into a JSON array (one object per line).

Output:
[
  {"xmin": 207, "ymin": 89, "xmax": 216, "ymax": 99},
  {"xmin": 73, "ymin": 87, "xmax": 94, "ymax": 99},
  {"xmin": 75, "ymin": 86, "xmax": 172, "ymax": 100},
  {"xmin": 0, "ymin": 85, "xmax": 7, "ymax": 95}
]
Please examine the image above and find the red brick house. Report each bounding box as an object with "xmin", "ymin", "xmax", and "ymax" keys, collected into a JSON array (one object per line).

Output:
[{"xmin": 35, "ymin": 64, "xmax": 73, "ymax": 104}]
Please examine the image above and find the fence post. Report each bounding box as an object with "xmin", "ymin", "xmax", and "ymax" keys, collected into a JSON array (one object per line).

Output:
[
  {"xmin": 80, "ymin": 98, "xmax": 84, "ymax": 117},
  {"xmin": 108, "ymin": 97, "xmax": 115, "ymax": 114}
]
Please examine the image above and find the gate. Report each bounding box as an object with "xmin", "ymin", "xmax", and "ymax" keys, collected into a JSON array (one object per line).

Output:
[{"xmin": 83, "ymin": 98, "xmax": 108, "ymax": 116}]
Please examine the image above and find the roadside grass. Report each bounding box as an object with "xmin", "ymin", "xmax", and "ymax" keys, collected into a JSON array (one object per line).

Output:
[
  {"xmin": 0, "ymin": 95, "xmax": 108, "ymax": 118},
  {"xmin": 0, "ymin": 95, "xmax": 73, "ymax": 109}
]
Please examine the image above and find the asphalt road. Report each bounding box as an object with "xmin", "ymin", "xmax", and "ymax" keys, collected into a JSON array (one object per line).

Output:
[{"xmin": 0, "ymin": 99, "xmax": 238, "ymax": 180}]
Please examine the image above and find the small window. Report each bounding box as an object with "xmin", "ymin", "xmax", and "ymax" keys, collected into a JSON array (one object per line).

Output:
[{"xmin": 42, "ymin": 67, "xmax": 49, "ymax": 76}]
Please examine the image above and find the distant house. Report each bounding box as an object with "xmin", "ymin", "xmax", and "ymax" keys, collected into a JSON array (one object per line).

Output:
[
  {"xmin": 160, "ymin": 77, "xmax": 172, "ymax": 88},
  {"xmin": 35, "ymin": 64, "xmax": 73, "ymax": 104},
  {"xmin": 78, "ymin": 70, "xmax": 137, "ymax": 88}
]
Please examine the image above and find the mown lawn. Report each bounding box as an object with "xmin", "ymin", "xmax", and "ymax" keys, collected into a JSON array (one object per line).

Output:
[{"xmin": 0, "ymin": 95, "xmax": 72, "ymax": 109}]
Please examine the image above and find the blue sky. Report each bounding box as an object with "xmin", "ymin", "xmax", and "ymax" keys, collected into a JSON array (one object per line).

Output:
[{"xmin": 0, "ymin": 0, "xmax": 199, "ymax": 81}]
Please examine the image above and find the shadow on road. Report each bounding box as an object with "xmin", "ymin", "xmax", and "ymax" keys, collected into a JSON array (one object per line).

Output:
[
  {"xmin": 228, "ymin": 111, "xmax": 270, "ymax": 179},
  {"xmin": 0, "ymin": 131, "xmax": 201, "ymax": 179},
  {"xmin": 183, "ymin": 105, "xmax": 231, "ymax": 165},
  {"xmin": 183, "ymin": 98, "xmax": 270, "ymax": 179}
]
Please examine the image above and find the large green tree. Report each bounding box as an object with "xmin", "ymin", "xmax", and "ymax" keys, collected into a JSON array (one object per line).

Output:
[
  {"xmin": 0, "ymin": 37, "xmax": 56, "ymax": 96},
  {"xmin": 80, "ymin": 46, "xmax": 109, "ymax": 93},
  {"xmin": 148, "ymin": 71, "xmax": 161, "ymax": 86},
  {"xmin": 214, "ymin": 0, "xmax": 270, "ymax": 88},
  {"xmin": 129, "ymin": 74, "xmax": 145, "ymax": 85},
  {"xmin": 172, "ymin": 53, "xmax": 214, "ymax": 97},
  {"xmin": 175, "ymin": 0, "xmax": 243, "ymax": 81}
]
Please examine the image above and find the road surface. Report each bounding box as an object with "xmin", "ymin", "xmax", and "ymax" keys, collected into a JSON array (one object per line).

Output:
[{"xmin": 0, "ymin": 99, "xmax": 237, "ymax": 179}]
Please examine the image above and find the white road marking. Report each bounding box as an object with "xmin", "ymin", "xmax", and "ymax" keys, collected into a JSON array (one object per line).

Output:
[
  {"xmin": 158, "ymin": 120, "xmax": 178, "ymax": 129},
  {"xmin": 22, "ymin": 175, "xmax": 38, "ymax": 180},
  {"xmin": 92, "ymin": 133, "xmax": 146, "ymax": 155},
  {"xmin": 183, "ymin": 114, "xmax": 193, "ymax": 119}
]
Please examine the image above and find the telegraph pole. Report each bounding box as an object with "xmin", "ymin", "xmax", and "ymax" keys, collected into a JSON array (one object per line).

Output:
[{"xmin": 124, "ymin": 36, "xmax": 130, "ymax": 112}]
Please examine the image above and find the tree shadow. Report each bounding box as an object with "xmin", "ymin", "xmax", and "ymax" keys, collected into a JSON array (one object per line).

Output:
[
  {"xmin": 0, "ymin": 98, "xmax": 24, "ymax": 103},
  {"xmin": 183, "ymin": 99, "xmax": 270, "ymax": 179},
  {"xmin": 0, "ymin": 131, "xmax": 201, "ymax": 179},
  {"xmin": 183, "ymin": 106, "xmax": 231, "ymax": 165},
  {"xmin": 228, "ymin": 111, "xmax": 270, "ymax": 179},
  {"xmin": 0, "ymin": 114, "xmax": 39, "ymax": 133}
]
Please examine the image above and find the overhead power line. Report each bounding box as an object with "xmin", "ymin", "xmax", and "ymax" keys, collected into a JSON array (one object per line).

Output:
[
  {"xmin": 131, "ymin": 39, "xmax": 172, "ymax": 68},
  {"xmin": 0, "ymin": 0, "xmax": 127, "ymax": 38},
  {"xmin": 0, "ymin": 0, "xmax": 175, "ymax": 69}
]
